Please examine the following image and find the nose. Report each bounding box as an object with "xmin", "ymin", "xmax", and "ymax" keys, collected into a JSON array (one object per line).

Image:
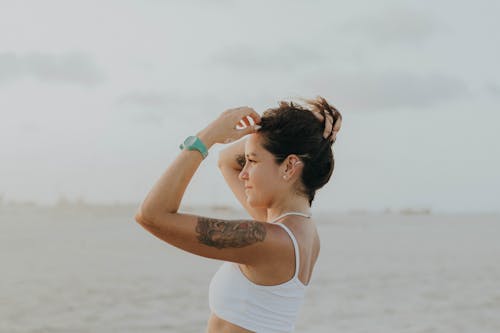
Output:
[{"xmin": 238, "ymin": 166, "xmax": 249, "ymax": 181}]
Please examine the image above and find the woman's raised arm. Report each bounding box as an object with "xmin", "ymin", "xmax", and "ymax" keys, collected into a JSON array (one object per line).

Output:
[{"xmin": 218, "ymin": 138, "xmax": 268, "ymax": 222}]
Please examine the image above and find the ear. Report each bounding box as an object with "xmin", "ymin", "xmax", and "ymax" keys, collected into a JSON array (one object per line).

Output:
[{"xmin": 283, "ymin": 155, "xmax": 303, "ymax": 175}]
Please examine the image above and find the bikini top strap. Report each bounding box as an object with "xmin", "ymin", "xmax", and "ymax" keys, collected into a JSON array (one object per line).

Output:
[{"xmin": 275, "ymin": 223, "xmax": 300, "ymax": 280}]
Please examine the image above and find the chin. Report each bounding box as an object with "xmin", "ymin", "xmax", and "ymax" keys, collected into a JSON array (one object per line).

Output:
[
  {"xmin": 247, "ymin": 196, "xmax": 269, "ymax": 209},
  {"xmin": 247, "ymin": 199, "xmax": 259, "ymax": 207}
]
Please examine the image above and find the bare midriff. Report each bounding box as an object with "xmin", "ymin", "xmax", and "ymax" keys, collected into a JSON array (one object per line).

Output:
[{"xmin": 206, "ymin": 313, "xmax": 254, "ymax": 333}]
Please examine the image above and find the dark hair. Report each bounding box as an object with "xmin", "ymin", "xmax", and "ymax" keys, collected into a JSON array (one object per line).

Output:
[{"xmin": 257, "ymin": 96, "xmax": 342, "ymax": 207}]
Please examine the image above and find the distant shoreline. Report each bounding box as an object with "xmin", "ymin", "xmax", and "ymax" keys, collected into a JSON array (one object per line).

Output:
[{"xmin": 0, "ymin": 201, "xmax": 498, "ymax": 217}]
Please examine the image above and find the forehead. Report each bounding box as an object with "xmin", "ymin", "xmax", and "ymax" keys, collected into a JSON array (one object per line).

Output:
[{"xmin": 245, "ymin": 134, "xmax": 264, "ymax": 157}]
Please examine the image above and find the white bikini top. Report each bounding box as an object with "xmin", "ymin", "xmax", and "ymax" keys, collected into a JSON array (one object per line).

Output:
[{"xmin": 208, "ymin": 211, "xmax": 312, "ymax": 333}]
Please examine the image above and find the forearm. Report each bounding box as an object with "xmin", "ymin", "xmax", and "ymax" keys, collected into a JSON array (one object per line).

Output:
[
  {"xmin": 218, "ymin": 137, "xmax": 246, "ymax": 171},
  {"xmin": 137, "ymin": 131, "xmax": 216, "ymax": 221}
]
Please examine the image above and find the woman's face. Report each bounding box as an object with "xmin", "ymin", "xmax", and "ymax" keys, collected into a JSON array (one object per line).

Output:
[{"xmin": 238, "ymin": 134, "xmax": 283, "ymax": 208}]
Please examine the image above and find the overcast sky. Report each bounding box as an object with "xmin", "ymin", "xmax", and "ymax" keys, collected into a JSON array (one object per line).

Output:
[{"xmin": 1, "ymin": 0, "xmax": 499, "ymax": 213}]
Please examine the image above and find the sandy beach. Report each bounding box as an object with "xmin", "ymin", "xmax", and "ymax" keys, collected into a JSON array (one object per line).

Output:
[{"xmin": 1, "ymin": 205, "xmax": 499, "ymax": 333}]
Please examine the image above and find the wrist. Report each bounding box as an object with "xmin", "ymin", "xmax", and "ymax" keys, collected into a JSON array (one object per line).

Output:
[{"xmin": 196, "ymin": 130, "xmax": 216, "ymax": 150}]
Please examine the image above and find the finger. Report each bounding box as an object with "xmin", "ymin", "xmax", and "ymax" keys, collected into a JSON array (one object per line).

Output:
[
  {"xmin": 330, "ymin": 130, "xmax": 338, "ymax": 143},
  {"xmin": 236, "ymin": 107, "xmax": 261, "ymax": 125},
  {"xmin": 229, "ymin": 107, "xmax": 256, "ymax": 127},
  {"xmin": 235, "ymin": 122, "xmax": 260, "ymax": 138},
  {"xmin": 236, "ymin": 117, "xmax": 250, "ymax": 130},
  {"xmin": 323, "ymin": 113, "xmax": 333, "ymax": 139},
  {"xmin": 241, "ymin": 116, "xmax": 251, "ymax": 127},
  {"xmin": 332, "ymin": 116, "xmax": 342, "ymax": 132},
  {"xmin": 311, "ymin": 111, "xmax": 324, "ymax": 122},
  {"xmin": 247, "ymin": 109, "xmax": 261, "ymax": 125}
]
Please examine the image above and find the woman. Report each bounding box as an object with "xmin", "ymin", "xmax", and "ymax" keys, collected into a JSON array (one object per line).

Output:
[{"xmin": 135, "ymin": 96, "xmax": 342, "ymax": 332}]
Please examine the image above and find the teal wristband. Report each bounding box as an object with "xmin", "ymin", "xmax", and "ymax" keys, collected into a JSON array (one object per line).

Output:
[{"xmin": 179, "ymin": 135, "xmax": 208, "ymax": 159}]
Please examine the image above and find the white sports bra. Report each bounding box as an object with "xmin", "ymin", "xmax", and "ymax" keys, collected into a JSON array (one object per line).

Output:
[{"xmin": 208, "ymin": 211, "xmax": 312, "ymax": 332}]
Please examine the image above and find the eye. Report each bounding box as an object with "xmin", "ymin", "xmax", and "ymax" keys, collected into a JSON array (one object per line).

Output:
[{"xmin": 246, "ymin": 159, "xmax": 256, "ymax": 164}]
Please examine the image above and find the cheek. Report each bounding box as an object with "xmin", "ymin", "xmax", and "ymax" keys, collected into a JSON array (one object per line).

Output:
[
  {"xmin": 246, "ymin": 170, "xmax": 281, "ymax": 207},
  {"xmin": 249, "ymin": 167, "xmax": 273, "ymax": 185},
  {"xmin": 246, "ymin": 184, "xmax": 271, "ymax": 207},
  {"xmin": 249, "ymin": 168, "xmax": 279, "ymax": 193}
]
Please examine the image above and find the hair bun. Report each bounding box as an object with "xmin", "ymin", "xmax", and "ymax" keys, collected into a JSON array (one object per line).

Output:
[{"xmin": 297, "ymin": 96, "xmax": 341, "ymax": 143}]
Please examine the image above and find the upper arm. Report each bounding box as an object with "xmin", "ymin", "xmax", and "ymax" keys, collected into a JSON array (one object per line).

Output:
[
  {"xmin": 135, "ymin": 212, "xmax": 288, "ymax": 265},
  {"xmin": 218, "ymin": 162, "xmax": 268, "ymax": 222}
]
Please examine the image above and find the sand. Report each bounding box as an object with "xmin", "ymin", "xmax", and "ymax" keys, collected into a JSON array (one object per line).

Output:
[{"xmin": 1, "ymin": 205, "xmax": 499, "ymax": 332}]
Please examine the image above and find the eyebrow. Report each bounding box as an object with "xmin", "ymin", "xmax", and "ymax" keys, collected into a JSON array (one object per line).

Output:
[{"xmin": 245, "ymin": 153, "xmax": 258, "ymax": 157}]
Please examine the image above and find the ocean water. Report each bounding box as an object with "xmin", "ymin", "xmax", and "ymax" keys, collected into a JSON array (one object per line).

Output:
[{"xmin": 1, "ymin": 206, "xmax": 499, "ymax": 333}]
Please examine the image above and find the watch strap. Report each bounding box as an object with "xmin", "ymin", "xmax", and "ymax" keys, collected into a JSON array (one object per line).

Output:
[{"xmin": 179, "ymin": 135, "xmax": 208, "ymax": 159}]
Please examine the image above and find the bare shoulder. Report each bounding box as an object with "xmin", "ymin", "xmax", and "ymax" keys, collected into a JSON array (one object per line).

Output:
[
  {"xmin": 279, "ymin": 217, "xmax": 321, "ymax": 259},
  {"xmin": 239, "ymin": 217, "xmax": 321, "ymax": 285},
  {"xmin": 280, "ymin": 217, "xmax": 319, "ymax": 242}
]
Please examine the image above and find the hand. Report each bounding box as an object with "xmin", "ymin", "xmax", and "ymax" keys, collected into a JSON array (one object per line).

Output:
[
  {"xmin": 311, "ymin": 110, "xmax": 342, "ymax": 143},
  {"xmin": 197, "ymin": 106, "xmax": 262, "ymax": 147}
]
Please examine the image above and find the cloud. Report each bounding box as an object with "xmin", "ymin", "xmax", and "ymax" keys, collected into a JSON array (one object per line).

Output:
[
  {"xmin": 115, "ymin": 91, "xmax": 223, "ymax": 124},
  {"xmin": 0, "ymin": 52, "xmax": 105, "ymax": 86},
  {"xmin": 305, "ymin": 70, "xmax": 469, "ymax": 110},
  {"xmin": 206, "ymin": 44, "xmax": 325, "ymax": 72},
  {"xmin": 485, "ymin": 82, "xmax": 500, "ymax": 97},
  {"xmin": 341, "ymin": 6, "xmax": 438, "ymax": 45},
  {"xmin": 116, "ymin": 92, "xmax": 183, "ymax": 109}
]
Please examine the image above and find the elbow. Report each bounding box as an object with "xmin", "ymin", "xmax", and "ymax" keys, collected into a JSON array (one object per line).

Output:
[
  {"xmin": 134, "ymin": 212, "xmax": 147, "ymax": 225},
  {"xmin": 134, "ymin": 209, "xmax": 155, "ymax": 226},
  {"xmin": 135, "ymin": 204, "xmax": 178, "ymax": 225},
  {"xmin": 134, "ymin": 199, "xmax": 164, "ymax": 225},
  {"xmin": 217, "ymin": 154, "xmax": 224, "ymax": 169}
]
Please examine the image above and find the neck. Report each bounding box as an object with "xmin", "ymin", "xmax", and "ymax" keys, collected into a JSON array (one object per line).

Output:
[{"xmin": 266, "ymin": 196, "xmax": 311, "ymax": 223}]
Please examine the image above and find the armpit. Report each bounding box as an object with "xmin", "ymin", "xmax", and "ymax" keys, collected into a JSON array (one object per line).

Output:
[{"xmin": 235, "ymin": 153, "xmax": 245, "ymax": 169}]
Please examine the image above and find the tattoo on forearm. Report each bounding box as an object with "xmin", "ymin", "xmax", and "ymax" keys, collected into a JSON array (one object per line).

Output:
[
  {"xmin": 196, "ymin": 217, "xmax": 267, "ymax": 249},
  {"xmin": 236, "ymin": 154, "xmax": 245, "ymax": 169}
]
